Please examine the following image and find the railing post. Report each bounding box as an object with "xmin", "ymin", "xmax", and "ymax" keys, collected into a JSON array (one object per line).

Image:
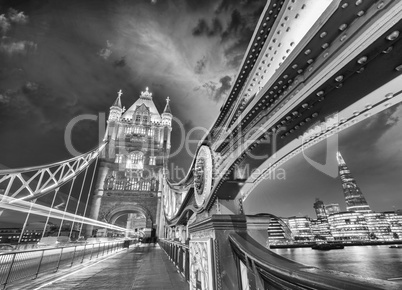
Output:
[
  {"xmin": 3, "ymin": 253, "xmax": 17, "ymax": 289},
  {"xmin": 34, "ymin": 250, "xmax": 45, "ymax": 279},
  {"xmin": 89, "ymin": 244, "xmax": 94, "ymax": 260},
  {"xmin": 70, "ymin": 246, "xmax": 78, "ymax": 267},
  {"xmin": 102, "ymin": 243, "xmax": 105, "ymax": 256},
  {"xmin": 96, "ymin": 243, "xmax": 101, "ymax": 258},
  {"xmin": 55, "ymin": 247, "xmax": 64, "ymax": 272},
  {"xmin": 81, "ymin": 244, "xmax": 87, "ymax": 263}
]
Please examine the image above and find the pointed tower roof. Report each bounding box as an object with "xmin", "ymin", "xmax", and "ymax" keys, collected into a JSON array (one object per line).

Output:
[
  {"xmin": 163, "ymin": 96, "xmax": 172, "ymax": 115},
  {"xmin": 111, "ymin": 89, "xmax": 123, "ymax": 108},
  {"xmin": 336, "ymin": 151, "xmax": 346, "ymax": 166},
  {"xmin": 122, "ymin": 87, "xmax": 162, "ymax": 123}
]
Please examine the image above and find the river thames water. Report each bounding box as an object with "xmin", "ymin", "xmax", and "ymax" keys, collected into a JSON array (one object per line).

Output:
[{"xmin": 272, "ymin": 245, "xmax": 402, "ymax": 281}]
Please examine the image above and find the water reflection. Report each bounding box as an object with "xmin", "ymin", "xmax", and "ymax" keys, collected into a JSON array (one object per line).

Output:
[{"xmin": 273, "ymin": 245, "xmax": 402, "ymax": 280}]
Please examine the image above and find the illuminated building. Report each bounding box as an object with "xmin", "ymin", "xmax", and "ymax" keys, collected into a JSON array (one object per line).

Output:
[
  {"xmin": 0, "ymin": 228, "xmax": 21, "ymax": 243},
  {"xmin": 383, "ymin": 211, "xmax": 402, "ymax": 240},
  {"xmin": 265, "ymin": 215, "xmax": 293, "ymax": 245},
  {"xmin": 363, "ymin": 212, "xmax": 392, "ymax": 241},
  {"xmin": 325, "ymin": 203, "xmax": 340, "ymax": 216},
  {"xmin": 310, "ymin": 219, "xmax": 332, "ymax": 241},
  {"xmin": 286, "ymin": 217, "xmax": 313, "ymax": 241},
  {"xmin": 336, "ymin": 152, "xmax": 372, "ymax": 213},
  {"xmin": 328, "ymin": 212, "xmax": 369, "ymax": 241}
]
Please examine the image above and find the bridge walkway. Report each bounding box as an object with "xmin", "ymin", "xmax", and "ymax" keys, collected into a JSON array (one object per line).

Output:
[{"xmin": 13, "ymin": 244, "xmax": 188, "ymax": 290}]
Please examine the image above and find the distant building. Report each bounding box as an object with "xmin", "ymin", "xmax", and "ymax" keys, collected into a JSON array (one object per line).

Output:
[
  {"xmin": 336, "ymin": 152, "xmax": 372, "ymax": 213},
  {"xmin": 0, "ymin": 228, "xmax": 21, "ymax": 243},
  {"xmin": 265, "ymin": 215, "xmax": 293, "ymax": 245},
  {"xmin": 363, "ymin": 212, "xmax": 392, "ymax": 240},
  {"xmin": 313, "ymin": 198, "xmax": 327, "ymax": 220},
  {"xmin": 325, "ymin": 203, "xmax": 340, "ymax": 216},
  {"xmin": 310, "ymin": 219, "xmax": 332, "ymax": 240},
  {"xmin": 383, "ymin": 211, "xmax": 402, "ymax": 239},
  {"xmin": 328, "ymin": 211, "xmax": 369, "ymax": 241},
  {"xmin": 285, "ymin": 217, "xmax": 313, "ymax": 241}
]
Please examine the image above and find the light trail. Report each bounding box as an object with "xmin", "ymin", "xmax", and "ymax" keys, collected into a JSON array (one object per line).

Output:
[{"xmin": 0, "ymin": 194, "xmax": 132, "ymax": 233}]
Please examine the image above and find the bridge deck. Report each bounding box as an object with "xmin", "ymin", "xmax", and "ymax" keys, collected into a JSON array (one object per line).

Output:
[{"xmin": 14, "ymin": 244, "xmax": 188, "ymax": 290}]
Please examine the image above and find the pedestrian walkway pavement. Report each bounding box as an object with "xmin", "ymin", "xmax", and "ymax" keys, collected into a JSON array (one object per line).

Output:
[{"xmin": 16, "ymin": 244, "xmax": 188, "ymax": 290}]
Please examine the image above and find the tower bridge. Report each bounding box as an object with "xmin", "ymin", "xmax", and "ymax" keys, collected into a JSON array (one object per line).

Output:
[{"xmin": 1, "ymin": 1, "xmax": 402, "ymax": 289}]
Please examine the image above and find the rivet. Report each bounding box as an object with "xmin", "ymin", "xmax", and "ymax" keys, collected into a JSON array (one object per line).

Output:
[
  {"xmin": 342, "ymin": 3, "xmax": 348, "ymax": 8},
  {"xmin": 357, "ymin": 10, "xmax": 365, "ymax": 17},
  {"xmin": 336, "ymin": 83, "xmax": 343, "ymax": 89},
  {"xmin": 377, "ymin": 2, "xmax": 385, "ymax": 9},
  {"xmin": 395, "ymin": 65, "xmax": 402, "ymax": 71},
  {"xmin": 322, "ymin": 43, "xmax": 329, "ymax": 49},
  {"xmin": 339, "ymin": 24, "xmax": 347, "ymax": 31},
  {"xmin": 323, "ymin": 52, "xmax": 329, "ymax": 58},
  {"xmin": 356, "ymin": 67, "xmax": 365, "ymax": 74},
  {"xmin": 335, "ymin": 75, "xmax": 344, "ymax": 82},
  {"xmin": 382, "ymin": 46, "xmax": 393, "ymax": 54},
  {"xmin": 307, "ymin": 59, "xmax": 314, "ymax": 64},
  {"xmin": 356, "ymin": 0, "xmax": 363, "ymax": 5},
  {"xmin": 385, "ymin": 93, "xmax": 394, "ymax": 99},
  {"xmin": 386, "ymin": 31, "xmax": 399, "ymax": 41},
  {"xmin": 357, "ymin": 56, "xmax": 367, "ymax": 64},
  {"xmin": 292, "ymin": 64, "xmax": 298, "ymax": 69},
  {"xmin": 305, "ymin": 49, "xmax": 311, "ymax": 55},
  {"xmin": 340, "ymin": 34, "xmax": 347, "ymax": 41},
  {"xmin": 297, "ymin": 69, "xmax": 303, "ymax": 74},
  {"xmin": 320, "ymin": 32, "xmax": 327, "ymax": 38}
]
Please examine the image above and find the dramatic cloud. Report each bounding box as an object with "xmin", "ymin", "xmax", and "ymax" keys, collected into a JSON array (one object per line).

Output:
[
  {"xmin": 98, "ymin": 40, "xmax": 113, "ymax": 60},
  {"xmin": 213, "ymin": 75, "xmax": 231, "ymax": 101},
  {"xmin": 113, "ymin": 56, "xmax": 126, "ymax": 68},
  {"xmin": 0, "ymin": 14, "xmax": 11, "ymax": 34},
  {"xmin": 192, "ymin": 18, "xmax": 223, "ymax": 37},
  {"xmin": 0, "ymin": 40, "xmax": 36, "ymax": 54},
  {"xmin": 194, "ymin": 56, "xmax": 207, "ymax": 74},
  {"xmin": 7, "ymin": 8, "xmax": 29, "ymax": 24}
]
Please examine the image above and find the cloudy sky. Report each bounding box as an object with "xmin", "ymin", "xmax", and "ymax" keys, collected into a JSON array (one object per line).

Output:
[
  {"xmin": 0, "ymin": 0, "xmax": 401, "ymax": 220},
  {"xmin": 0, "ymin": 0, "xmax": 265, "ymax": 171}
]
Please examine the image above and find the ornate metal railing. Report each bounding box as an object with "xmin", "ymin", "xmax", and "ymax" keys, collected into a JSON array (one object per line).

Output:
[
  {"xmin": 229, "ymin": 233, "xmax": 400, "ymax": 290},
  {"xmin": 0, "ymin": 239, "xmax": 135, "ymax": 289},
  {"xmin": 159, "ymin": 239, "xmax": 190, "ymax": 282}
]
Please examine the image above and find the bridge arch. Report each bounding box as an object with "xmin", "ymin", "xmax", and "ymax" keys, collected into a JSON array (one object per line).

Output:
[{"xmin": 106, "ymin": 204, "xmax": 153, "ymax": 228}]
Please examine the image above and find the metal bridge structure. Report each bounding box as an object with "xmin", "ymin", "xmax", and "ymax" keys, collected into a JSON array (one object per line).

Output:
[
  {"xmin": 1, "ymin": 0, "xmax": 402, "ymax": 289},
  {"xmin": 160, "ymin": 0, "xmax": 402, "ymax": 289}
]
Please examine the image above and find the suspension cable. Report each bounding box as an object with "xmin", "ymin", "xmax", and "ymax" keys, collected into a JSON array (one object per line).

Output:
[
  {"xmin": 78, "ymin": 156, "xmax": 99, "ymax": 237},
  {"xmin": 57, "ymin": 177, "xmax": 76, "ymax": 237},
  {"xmin": 69, "ymin": 166, "xmax": 89, "ymax": 239},
  {"xmin": 41, "ymin": 187, "xmax": 60, "ymax": 239},
  {"xmin": 18, "ymin": 199, "xmax": 36, "ymax": 243}
]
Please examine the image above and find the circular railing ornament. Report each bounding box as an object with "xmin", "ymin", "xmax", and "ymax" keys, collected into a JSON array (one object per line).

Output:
[{"xmin": 194, "ymin": 145, "xmax": 214, "ymax": 208}]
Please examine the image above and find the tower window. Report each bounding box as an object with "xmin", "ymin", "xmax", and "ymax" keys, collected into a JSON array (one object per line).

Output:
[
  {"xmin": 143, "ymin": 116, "xmax": 149, "ymax": 124},
  {"xmin": 149, "ymin": 156, "xmax": 156, "ymax": 166},
  {"xmin": 141, "ymin": 181, "xmax": 150, "ymax": 191},
  {"xmin": 135, "ymin": 115, "xmax": 141, "ymax": 123},
  {"xmin": 127, "ymin": 152, "xmax": 144, "ymax": 169},
  {"xmin": 115, "ymin": 154, "xmax": 124, "ymax": 163}
]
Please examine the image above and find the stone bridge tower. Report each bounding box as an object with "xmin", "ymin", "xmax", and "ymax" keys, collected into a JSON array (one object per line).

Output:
[{"xmin": 87, "ymin": 88, "xmax": 172, "ymax": 238}]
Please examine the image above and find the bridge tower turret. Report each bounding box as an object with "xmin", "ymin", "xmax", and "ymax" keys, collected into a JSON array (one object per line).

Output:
[{"xmin": 161, "ymin": 96, "xmax": 172, "ymax": 157}]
